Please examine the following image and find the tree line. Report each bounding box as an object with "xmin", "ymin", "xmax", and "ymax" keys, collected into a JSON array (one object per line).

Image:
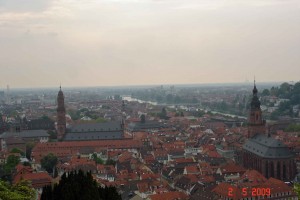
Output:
[{"xmin": 41, "ymin": 170, "xmax": 121, "ymax": 200}]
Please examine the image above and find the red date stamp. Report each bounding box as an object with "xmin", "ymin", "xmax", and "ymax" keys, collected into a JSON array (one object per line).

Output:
[{"xmin": 228, "ymin": 187, "xmax": 271, "ymax": 197}]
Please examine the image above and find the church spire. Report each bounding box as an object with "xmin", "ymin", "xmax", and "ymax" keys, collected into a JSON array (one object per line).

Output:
[
  {"xmin": 248, "ymin": 80, "xmax": 266, "ymax": 138},
  {"xmin": 253, "ymin": 78, "xmax": 258, "ymax": 96},
  {"xmin": 250, "ymin": 79, "xmax": 260, "ymax": 109}
]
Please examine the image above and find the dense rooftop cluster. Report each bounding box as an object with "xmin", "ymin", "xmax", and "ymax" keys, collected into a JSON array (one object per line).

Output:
[{"xmin": 0, "ymin": 84, "xmax": 299, "ymax": 199}]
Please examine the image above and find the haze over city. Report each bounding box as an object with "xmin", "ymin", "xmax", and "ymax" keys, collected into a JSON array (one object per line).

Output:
[{"xmin": 1, "ymin": 0, "xmax": 300, "ymax": 88}]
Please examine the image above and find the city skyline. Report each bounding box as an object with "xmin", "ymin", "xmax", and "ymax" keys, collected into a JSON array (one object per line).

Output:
[{"xmin": 1, "ymin": 0, "xmax": 300, "ymax": 88}]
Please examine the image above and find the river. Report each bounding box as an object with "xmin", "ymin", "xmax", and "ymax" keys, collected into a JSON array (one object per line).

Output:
[{"xmin": 122, "ymin": 96, "xmax": 247, "ymax": 119}]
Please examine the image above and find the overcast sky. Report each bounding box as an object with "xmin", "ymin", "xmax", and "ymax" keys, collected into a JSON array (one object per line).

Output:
[{"xmin": 0, "ymin": 0, "xmax": 300, "ymax": 88}]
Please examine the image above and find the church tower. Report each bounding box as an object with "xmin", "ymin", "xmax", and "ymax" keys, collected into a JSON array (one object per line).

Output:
[
  {"xmin": 57, "ymin": 86, "xmax": 66, "ymax": 140},
  {"xmin": 247, "ymin": 81, "xmax": 266, "ymax": 138}
]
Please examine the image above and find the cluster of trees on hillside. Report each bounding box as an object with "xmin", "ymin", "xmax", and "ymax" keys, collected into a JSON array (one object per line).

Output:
[
  {"xmin": 261, "ymin": 82, "xmax": 300, "ymax": 102},
  {"xmin": 41, "ymin": 170, "xmax": 121, "ymax": 200},
  {"xmin": 261, "ymin": 82, "xmax": 300, "ymax": 119}
]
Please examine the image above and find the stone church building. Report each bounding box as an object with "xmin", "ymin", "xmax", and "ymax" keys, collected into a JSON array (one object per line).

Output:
[
  {"xmin": 242, "ymin": 82, "xmax": 296, "ymax": 181},
  {"xmin": 56, "ymin": 87, "xmax": 124, "ymax": 141}
]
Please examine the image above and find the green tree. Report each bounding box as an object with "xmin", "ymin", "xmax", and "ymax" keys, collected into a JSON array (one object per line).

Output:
[
  {"xmin": 285, "ymin": 124, "xmax": 300, "ymax": 132},
  {"xmin": 99, "ymin": 186, "xmax": 122, "ymax": 200},
  {"xmin": 261, "ymin": 89, "xmax": 270, "ymax": 96},
  {"xmin": 41, "ymin": 170, "xmax": 121, "ymax": 200},
  {"xmin": 4, "ymin": 155, "xmax": 20, "ymax": 174},
  {"xmin": 26, "ymin": 142, "xmax": 35, "ymax": 160},
  {"xmin": 41, "ymin": 153, "xmax": 58, "ymax": 173},
  {"xmin": 180, "ymin": 111, "xmax": 184, "ymax": 117},
  {"xmin": 294, "ymin": 183, "xmax": 300, "ymax": 198},
  {"xmin": 105, "ymin": 159, "xmax": 116, "ymax": 166},
  {"xmin": 279, "ymin": 82, "xmax": 291, "ymax": 96},
  {"xmin": 0, "ymin": 180, "xmax": 35, "ymax": 200},
  {"xmin": 41, "ymin": 115, "xmax": 51, "ymax": 120},
  {"xmin": 48, "ymin": 130, "xmax": 57, "ymax": 140},
  {"xmin": 140, "ymin": 114, "xmax": 146, "ymax": 123},
  {"xmin": 10, "ymin": 148, "xmax": 25, "ymax": 156},
  {"xmin": 291, "ymin": 82, "xmax": 300, "ymax": 105},
  {"xmin": 114, "ymin": 95, "xmax": 122, "ymax": 101},
  {"xmin": 91, "ymin": 153, "xmax": 104, "ymax": 164},
  {"xmin": 23, "ymin": 162, "xmax": 31, "ymax": 167},
  {"xmin": 159, "ymin": 107, "xmax": 168, "ymax": 119}
]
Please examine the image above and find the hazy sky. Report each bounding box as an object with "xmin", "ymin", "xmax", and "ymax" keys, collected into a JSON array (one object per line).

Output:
[{"xmin": 0, "ymin": 0, "xmax": 300, "ymax": 88}]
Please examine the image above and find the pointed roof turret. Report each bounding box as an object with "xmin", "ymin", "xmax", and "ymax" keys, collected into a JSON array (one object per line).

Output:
[
  {"xmin": 250, "ymin": 79, "xmax": 260, "ymax": 109},
  {"xmin": 58, "ymin": 85, "xmax": 64, "ymax": 97},
  {"xmin": 253, "ymin": 79, "xmax": 258, "ymax": 95}
]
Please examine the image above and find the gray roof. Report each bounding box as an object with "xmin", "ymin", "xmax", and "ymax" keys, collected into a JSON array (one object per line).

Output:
[
  {"xmin": 69, "ymin": 121, "xmax": 122, "ymax": 133},
  {"xmin": 127, "ymin": 121, "xmax": 165, "ymax": 132},
  {"xmin": 64, "ymin": 131, "xmax": 123, "ymax": 141},
  {"xmin": 0, "ymin": 130, "xmax": 49, "ymax": 139},
  {"xmin": 243, "ymin": 134, "xmax": 294, "ymax": 159}
]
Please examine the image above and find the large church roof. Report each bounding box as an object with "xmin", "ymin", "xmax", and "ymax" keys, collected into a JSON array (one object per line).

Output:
[
  {"xmin": 243, "ymin": 134, "xmax": 294, "ymax": 159},
  {"xmin": 69, "ymin": 121, "xmax": 122, "ymax": 133},
  {"xmin": 64, "ymin": 121, "xmax": 123, "ymax": 141},
  {"xmin": 127, "ymin": 120, "xmax": 166, "ymax": 132}
]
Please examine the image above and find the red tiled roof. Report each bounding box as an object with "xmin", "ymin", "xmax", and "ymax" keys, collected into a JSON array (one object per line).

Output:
[
  {"xmin": 262, "ymin": 177, "xmax": 297, "ymax": 195},
  {"xmin": 118, "ymin": 151, "xmax": 133, "ymax": 163},
  {"xmin": 212, "ymin": 182, "xmax": 246, "ymax": 199},
  {"xmin": 185, "ymin": 166, "xmax": 199, "ymax": 174},
  {"xmin": 14, "ymin": 172, "xmax": 52, "ymax": 189},
  {"xmin": 32, "ymin": 139, "xmax": 142, "ymax": 162},
  {"xmin": 15, "ymin": 164, "xmax": 32, "ymax": 173},
  {"xmin": 174, "ymin": 158, "xmax": 194, "ymax": 164},
  {"xmin": 207, "ymin": 150, "xmax": 221, "ymax": 158},
  {"xmin": 220, "ymin": 163, "xmax": 246, "ymax": 174},
  {"xmin": 184, "ymin": 174, "xmax": 198, "ymax": 183},
  {"xmin": 239, "ymin": 170, "xmax": 267, "ymax": 187},
  {"xmin": 198, "ymin": 175, "xmax": 215, "ymax": 183},
  {"xmin": 141, "ymin": 173, "xmax": 160, "ymax": 180},
  {"xmin": 149, "ymin": 191, "xmax": 189, "ymax": 200},
  {"xmin": 202, "ymin": 144, "xmax": 215, "ymax": 151}
]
